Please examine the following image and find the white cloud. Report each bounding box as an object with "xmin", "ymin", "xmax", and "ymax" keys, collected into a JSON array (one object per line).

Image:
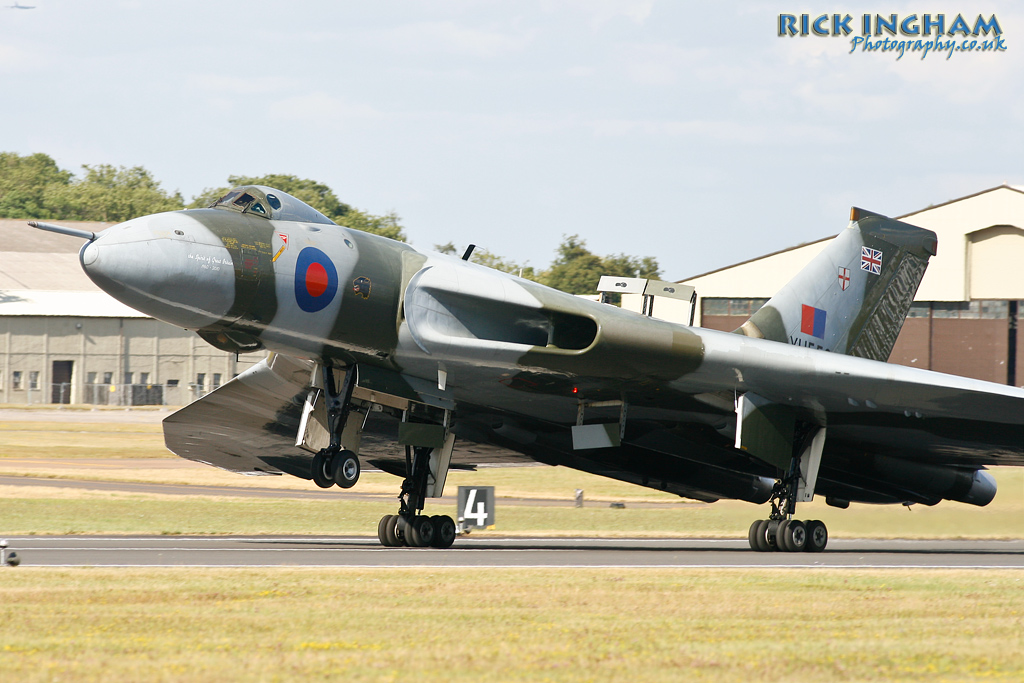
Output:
[
  {"xmin": 187, "ymin": 74, "xmax": 294, "ymax": 96},
  {"xmin": 565, "ymin": 65, "xmax": 595, "ymax": 78},
  {"xmin": 267, "ymin": 93, "xmax": 383, "ymax": 124},
  {"xmin": 617, "ymin": 43, "xmax": 712, "ymax": 86},
  {"xmin": 545, "ymin": 0, "xmax": 654, "ymax": 28},
  {"xmin": 365, "ymin": 20, "xmax": 535, "ymax": 58},
  {"xmin": 0, "ymin": 43, "xmax": 40, "ymax": 73}
]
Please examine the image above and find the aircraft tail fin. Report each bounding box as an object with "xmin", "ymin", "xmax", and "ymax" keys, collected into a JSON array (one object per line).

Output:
[{"xmin": 736, "ymin": 208, "xmax": 937, "ymax": 361}]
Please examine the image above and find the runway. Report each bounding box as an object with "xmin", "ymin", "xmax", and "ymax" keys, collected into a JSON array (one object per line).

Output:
[{"xmin": 5, "ymin": 536, "xmax": 1024, "ymax": 568}]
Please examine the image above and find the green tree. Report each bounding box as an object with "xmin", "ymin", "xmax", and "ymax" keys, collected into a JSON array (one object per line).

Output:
[
  {"xmin": 602, "ymin": 253, "xmax": 661, "ymax": 280},
  {"xmin": 190, "ymin": 173, "xmax": 407, "ymax": 242},
  {"xmin": 539, "ymin": 235, "xmax": 661, "ymax": 296},
  {"xmin": 0, "ymin": 152, "xmax": 73, "ymax": 219},
  {"xmin": 434, "ymin": 242, "xmax": 536, "ymax": 279},
  {"xmin": 340, "ymin": 208, "xmax": 406, "ymax": 242},
  {"xmin": 538, "ymin": 235, "xmax": 606, "ymax": 295},
  {"xmin": 45, "ymin": 164, "xmax": 184, "ymax": 222}
]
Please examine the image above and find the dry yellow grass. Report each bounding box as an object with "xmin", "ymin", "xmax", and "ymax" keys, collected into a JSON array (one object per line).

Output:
[
  {"xmin": 1, "ymin": 568, "xmax": 1023, "ymax": 682},
  {"xmin": 0, "ymin": 421, "xmax": 169, "ymax": 459},
  {"xmin": 1, "ymin": 418, "xmax": 1024, "ymax": 539}
]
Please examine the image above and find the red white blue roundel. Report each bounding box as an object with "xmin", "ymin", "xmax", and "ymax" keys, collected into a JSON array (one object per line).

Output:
[{"xmin": 294, "ymin": 247, "xmax": 339, "ymax": 313}]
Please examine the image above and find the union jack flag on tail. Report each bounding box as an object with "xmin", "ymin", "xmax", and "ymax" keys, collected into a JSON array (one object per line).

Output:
[{"xmin": 860, "ymin": 246, "xmax": 882, "ymax": 274}]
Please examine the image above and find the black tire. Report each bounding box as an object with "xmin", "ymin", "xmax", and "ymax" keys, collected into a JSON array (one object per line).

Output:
[
  {"xmin": 378, "ymin": 515, "xmax": 396, "ymax": 547},
  {"xmin": 310, "ymin": 450, "xmax": 334, "ymax": 488},
  {"xmin": 748, "ymin": 520, "xmax": 763, "ymax": 551},
  {"xmin": 787, "ymin": 520, "xmax": 807, "ymax": 552},
  {"xmin": 431, "ymin": 515, "xmax": 457, "ymax": 549},
  {"xmin": 405, "ymin": 518, "xmax": 421, "ymax": 547},
  {"xmin": 408, "ymin": 516, "xmax": 434, "ymax": 548},
  {"xmin": 805, "ymin": 520, "xmax": 828, "ymax": 552},
  {"xmin": 385, "ymin": 515, "xmax": 402, "ymax": 547},
  {"xmin": 777, "ymin": 520, "xmax": 792, "ymax": 552},
  {"xmin": 395, "ymin": 515, "xmax": 409, "ymax": 546},
  {"xmin": 332, "ymin": 450, "xmax": 360, "ymax": 489},
  {"xmin": 754, "ymin": 519, "xmax": 772, "ymax": 552},
  {"xmin": 766, "ymin": 519, "xmax": 780, "ymax": 551}
]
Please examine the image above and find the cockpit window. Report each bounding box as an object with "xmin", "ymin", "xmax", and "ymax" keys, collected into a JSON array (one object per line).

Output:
[
  {"xmin": 211, "ymin": 190, "xmax": 242, "ymax": 208},
  {"xmin": 233, "ymin": 193, "xmax": 255, "ymax": 208},
  {"xmin": 208, "ymin": 185, "xmax": 337, "ymax": 225}
]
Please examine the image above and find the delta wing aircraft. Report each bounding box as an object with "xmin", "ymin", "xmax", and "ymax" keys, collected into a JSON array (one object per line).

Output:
[{"xmin": 27, "ymin": 186, "xmax": 1024, "ymax": 550}]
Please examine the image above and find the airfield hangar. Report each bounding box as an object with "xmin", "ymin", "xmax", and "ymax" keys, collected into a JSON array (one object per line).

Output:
[
  {"xmin": 1, "ymin": 184, "xmax": 1023, "ymax": 407},
  {"xmin": 630, "ymin": 185, "xmax": 1024, "ymax": 387},
  {"xmin": 0, "ymin": 221, "xmax": 259, "ymax": 406}
]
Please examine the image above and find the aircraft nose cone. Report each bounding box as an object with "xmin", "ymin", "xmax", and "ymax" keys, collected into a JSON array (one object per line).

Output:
[
  {"xmin": 81, "ymin": 218, "xmax": 235, "ymax": 329},
  {"xmin": 80, "ymin": 240, "xmax": 99, "ymax": 266}
]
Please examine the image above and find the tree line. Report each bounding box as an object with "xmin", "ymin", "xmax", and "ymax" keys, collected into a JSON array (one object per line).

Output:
[{"xmin": 0, "ymin": 151, "xmax": 660, "ymax": 295}]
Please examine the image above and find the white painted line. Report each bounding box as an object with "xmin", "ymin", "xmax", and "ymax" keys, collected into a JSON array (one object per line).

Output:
[{"xmin": 20, "ymin": 564, "xmax": 1024, "ymax": 570}]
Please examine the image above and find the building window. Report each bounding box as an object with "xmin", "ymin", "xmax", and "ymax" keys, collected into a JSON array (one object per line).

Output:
[
  {"xmin": 12, "ymin": 371, "xmax": 22, "ymax": 390},
  {"xmin": 86, "ymin": 372, "xmax": 97, "ymax": 384},
  {"xmin": 167, "ymin": 379, "xmax": 179, "ymax": 387},
  {"xmin": 212, "ymin": 373, "xmax": 222, "ymax": 390},
  {"xmin": 931, "ymin": 301, "xmax": 1009, "ymax": 320},
  {"xmin": 29, "ymin": 371, "xmax": 39, "ymax": 390},
  {"xmin": 197, "ymin": 373, "xmax": 206, "ymax": 389},
  {"xmin": 906, "ymin": 303, "xmax": 931, "ymax": 318},
  {"xmin": 140, "ymin": 372, "xmax": 150, "ymax": 385},
  {"xmin": 103, "ymin": 372, "xmax": 113, "ymax": 385},
  {"xmin": 981, "ymin": 300, "xmax": 1009, "ymax": 319},
  {"xmin": 124, "ymin": 372, "xmax": 134, "ymax": 385}
]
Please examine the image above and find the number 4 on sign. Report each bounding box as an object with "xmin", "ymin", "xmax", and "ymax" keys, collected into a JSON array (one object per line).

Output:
[{"xmin": 464, "ymin": 488, "xmax": 487, "ymax": 526}]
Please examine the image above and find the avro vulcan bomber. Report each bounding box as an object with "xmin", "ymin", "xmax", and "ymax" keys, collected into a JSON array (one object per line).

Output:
[{"xmin": 27, "ymin": 186, "xmax": 1023, "ymax": 550}]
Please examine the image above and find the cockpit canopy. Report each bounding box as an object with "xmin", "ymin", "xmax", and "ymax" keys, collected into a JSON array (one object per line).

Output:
[{"xmin": 208, "ymin": 186, "xmax": 337, "ymax": 226}]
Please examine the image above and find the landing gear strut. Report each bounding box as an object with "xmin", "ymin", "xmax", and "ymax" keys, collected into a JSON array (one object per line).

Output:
[
  {"xmin": 307, "ymin": 364, "xmax": 362, "ymax": 490},
  {"xmin": 377, "ymin": 445, "xmax": 456, "ymax": 549},
  {"xmin": 748, "ymin": 475, "xmax": 828, "ymax": 552}
]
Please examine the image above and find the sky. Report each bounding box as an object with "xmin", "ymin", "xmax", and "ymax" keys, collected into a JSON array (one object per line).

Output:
[{"xmin": 1, "ymin": 1, "xmax": 1021, "ymax": 280}]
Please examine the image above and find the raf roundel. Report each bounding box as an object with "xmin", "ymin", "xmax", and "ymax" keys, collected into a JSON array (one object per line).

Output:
[{"xmin": 294, "ymin": 247, "xmax": 339, "ymax": 313}]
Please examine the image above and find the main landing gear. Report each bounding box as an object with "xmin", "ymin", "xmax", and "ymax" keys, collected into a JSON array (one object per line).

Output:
[
  {"xmin": 377, "ymin": 445, "xmax": 457, "ymax": 549},
  {"xmin": 748, "ymin": 479, "xmax": 828, "ymax": 552}
]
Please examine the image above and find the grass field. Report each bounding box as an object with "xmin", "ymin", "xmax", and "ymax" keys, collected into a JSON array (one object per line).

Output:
[
  {"xmin": 0, "ymin": 420, "xmax": 169, "ymax": 460},
  {"xmin": 2, "ymin": 414, "xmax": 1024, "ymax": 681},
  {"xmin": 1, "ymin": 568, "xmax": 1023, "ymax": 682},
  {"xmin": 1, "ymin": 418, "xmax": 1024, "ymax": 538},
  {"xmin": 3, "ymin": 483, "xmax": 1024, "ymax": 539}
]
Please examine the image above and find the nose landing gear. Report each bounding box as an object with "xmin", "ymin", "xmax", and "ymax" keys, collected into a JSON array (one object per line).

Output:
[{"xmin": 311, "ymin": 446, "xmax": 361, "ymax": 489}]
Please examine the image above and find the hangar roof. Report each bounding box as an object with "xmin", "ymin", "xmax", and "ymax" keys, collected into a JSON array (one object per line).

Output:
[
  {"xmin": 0, "ymin": 220, "xmax": 111, "ymax": 253},
  {"xmin": 0, "ymin": 289, "xmax": 146, "ymax": 317},
  {"xmin": 0, "ymin": 220, "xmax": 141, "ymax": 317},
  {"xmin": 0, "ymin": 220, "xmax": 113, "ymax": 291},
  {"xmin": 622, "ymin": 185, "xmax": 1024, "ymax": 322},
  {"xmin": 0, "ymin": 253, "xmax": 98, "ymax": 291},
  {"xmin": 681, "ymin": 185, "xmax": 1024, "ymax": 304}
]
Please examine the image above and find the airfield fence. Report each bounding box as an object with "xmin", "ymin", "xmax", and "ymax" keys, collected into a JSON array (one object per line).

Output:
[{"xmin": 12, "ymin": 383, "xmax": 213, "ymax": 407}]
